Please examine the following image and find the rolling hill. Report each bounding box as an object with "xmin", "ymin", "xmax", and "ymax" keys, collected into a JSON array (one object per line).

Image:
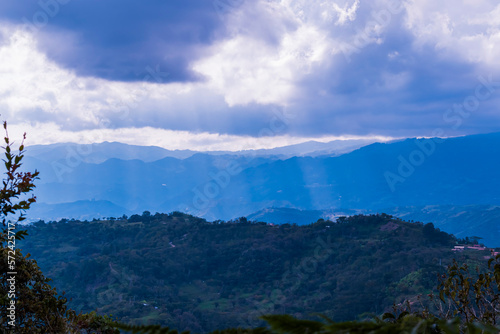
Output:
[{"xmin": 19, "ymin": 213, "xmax": 494, "ymax": 333}]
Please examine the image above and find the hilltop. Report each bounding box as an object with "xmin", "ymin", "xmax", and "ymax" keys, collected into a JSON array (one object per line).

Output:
[{"xmin": 19, "ymin": 212, "xmax": 496, "ymax": 333}]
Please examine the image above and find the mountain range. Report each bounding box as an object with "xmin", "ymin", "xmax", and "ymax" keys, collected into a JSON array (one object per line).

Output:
[
  {"xmin": 22, "ymin": 132, "xmax": 500, "ymax": 245},
  {"xmin": 26, "ymin": 138, "xmax": 377, "ymax": 164}
]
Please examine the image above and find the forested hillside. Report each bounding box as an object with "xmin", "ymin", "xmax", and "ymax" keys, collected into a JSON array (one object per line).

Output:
[
  {"xmin": 19, "ymin": 213, "xmax": 495, "ymax": 333},
  {"xmin": 245, "ymin": 205, "xmax": 500, "ymax": 247}
]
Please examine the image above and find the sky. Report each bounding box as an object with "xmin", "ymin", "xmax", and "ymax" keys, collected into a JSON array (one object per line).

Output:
[{"xmin": 0, "ymin": 0, "xmax": 499, "ymax": 151}]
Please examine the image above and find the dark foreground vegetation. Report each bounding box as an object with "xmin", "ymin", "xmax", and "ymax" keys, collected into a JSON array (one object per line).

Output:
[
  {"xmin": 18, "ymin": 211, "xmax": 493, "ymax": 332},
  {"xmin": 1, "ymin": 123, "xmax": 500, "ymax": 333}
]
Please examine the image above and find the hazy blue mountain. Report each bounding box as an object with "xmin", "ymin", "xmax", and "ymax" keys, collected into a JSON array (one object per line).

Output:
[
  {"xmin": 26, "ymin": 142, "xmax": 195, "ymax": 164},
  {"xmin": 246, "ymin": 207, "xmax": 361, "ymax": 225},
  {"xmin": 206, "ymin": 139, "xmax": 379, "ymax": 158},
  {"xmin": 246, "ymin": 207, "xmax": 325, "ymax": 225},
  {"xmin": 29, "ymin": 153, "xmax": 275, "ymax": 216},
  {"xmin": 24, "ymin": 132, "xmax": 500, "ymax": 237},
  {"xmin": 24, "ymin": 138, "xmax": 377, "ymax": 165},
  {"xmin": 28, "ymin": 200, "xmax": 131, "ymax": 222},
  {"xmin": 212, "ymin": 132, "xmax": 500, "ymax": 218}
]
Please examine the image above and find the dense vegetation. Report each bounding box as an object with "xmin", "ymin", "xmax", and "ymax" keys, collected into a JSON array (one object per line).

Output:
[{"xmin": 19, "ymin": 212, "xmax": 496, "ymax": 333}]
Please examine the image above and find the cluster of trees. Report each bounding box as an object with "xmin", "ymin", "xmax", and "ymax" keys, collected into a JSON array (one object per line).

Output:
[
  {"xmin": 1, "ymin": 122, "xmax": 499, "ymax": 333},
  {"xmin": 20, "ymin": 210, "xmax": 476, "ymax": 332}
]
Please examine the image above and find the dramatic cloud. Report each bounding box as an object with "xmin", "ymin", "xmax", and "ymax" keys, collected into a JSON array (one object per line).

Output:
[
  {"xmin": 0, "ymin": 0, "xmax": 499, "ymax": 149},
  {"xmin": 404, "ymin": 0, "xmax": 500, "ymax": 69},
  {"xmin": 0, "ymin": 0, "xmax": 233, "ymax": 82}
]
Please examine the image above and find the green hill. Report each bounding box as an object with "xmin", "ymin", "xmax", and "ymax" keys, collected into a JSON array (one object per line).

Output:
[{"xmin": 19, "ymin": 213, "xmax": 496, "ymax": 333}]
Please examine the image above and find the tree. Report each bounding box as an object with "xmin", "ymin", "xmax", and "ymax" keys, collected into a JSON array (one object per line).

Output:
[
  {"xmin": 0, "ymin": 122, "xmax": 117, "ymax": 333},
  {"xmin": 382, "ymin": 255, "xmax": 500, "ymax": 333},
  {"xmin": 433, "ymin": 257, "xmax": 500, "ymax": 325}
]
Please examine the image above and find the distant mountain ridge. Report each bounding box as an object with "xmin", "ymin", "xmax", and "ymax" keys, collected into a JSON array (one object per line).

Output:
[
  {"xmin": 26, "ymin": 142, "xmax": 195, "ymax": 163},
  {"xmin": 25, "ymin": 138, "xmax": 377, "ymax": 164},
  {"xmin": 22, "ymin": 131, "xmax": 500, "ymax": 246},
  {"xmin": 29, "ymin": 200, "xmax": 131, "ymax": 222},
  {"xmin": 246, "ymin": 207, "xmax": 362, "ymax": 226}
]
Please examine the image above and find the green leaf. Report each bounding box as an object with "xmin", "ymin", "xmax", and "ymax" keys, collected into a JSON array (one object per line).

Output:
[{"xmin": 15, "ymin": 229, "xmax": 29, "ymax": 240}]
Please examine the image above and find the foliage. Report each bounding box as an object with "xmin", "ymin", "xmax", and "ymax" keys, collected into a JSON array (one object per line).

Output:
[
  {"xmin": 68, "ymin": 311, "xmax": 120, "ymax": 333},
  {"xmin": 0, "ymin": 247, "xmax": 70, "ymax": 332},
  {"xmin": 376, "ymin": 255, "xmax": 500, "ymax": 333},
  {"xmin": 112, "ymin": 314, "xmax": 500, "ymax": 334},
  {"xmin": 20, "ymin": 210, "xmax": 494, "ymax": 332},
  {"xmin": 0, "ymin": 121, "xmax": 39, "ymax": 243},
  {"xmin": 258, "ymin": 314, "xmax": 500, "ymax": 334},
  {"xmin": 0, "ymin": 122, "xmax": 72, "ymax": 332},
  {"xmin": 113, "ymin": 322, "xmax": 190, "ymax": 334},
  {"xmin": 432, "ymin": 256, "xmax": 500, "ymax": 325},
  {"xmin": 0, "ymin": 122, "xmax": 118, "ymax": 333}
]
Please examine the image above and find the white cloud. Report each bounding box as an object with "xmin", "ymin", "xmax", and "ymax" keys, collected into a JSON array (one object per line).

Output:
[
  {"xmin": 192, "ymin": 1, "xmax": 331, "ymax": 106},
  {"xmin": 192, "ymin": 25, "xmax": 329, "ymax": 106},
  {"xmin": 328, "ymin": 0, "xmax": 360, "ymax": 25},
  {"xmin": 404, "ymin": 0, "xmax": 500, "ymax": 69},
  {"xmin": 0, "ymin": 25, "xmax": 218, "ymax": 130}
]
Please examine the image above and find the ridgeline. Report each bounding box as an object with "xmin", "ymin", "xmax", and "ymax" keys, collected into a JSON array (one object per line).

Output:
[{"xmin": 20, "ymin": 212, "xmax": 494, "ymax": 333}]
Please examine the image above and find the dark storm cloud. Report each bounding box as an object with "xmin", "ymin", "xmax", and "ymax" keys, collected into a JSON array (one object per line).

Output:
[
  {"xmin": 0, "ymin": 0, "xmax": 231, "ymax": 82},
  {"xmin": 284, "ymin": 14, "xmax": 499, "ymax": 139}
]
